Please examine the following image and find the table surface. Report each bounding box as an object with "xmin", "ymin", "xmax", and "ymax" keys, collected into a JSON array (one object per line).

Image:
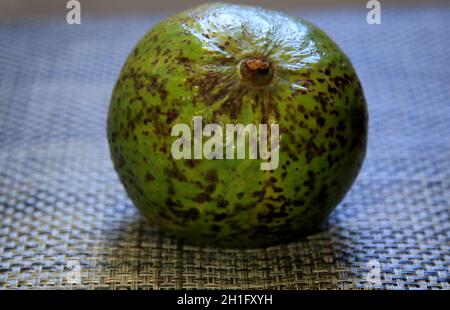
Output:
[{"xmin": 0, "ymin": 8, "xmax": 449, "ymax": 289}]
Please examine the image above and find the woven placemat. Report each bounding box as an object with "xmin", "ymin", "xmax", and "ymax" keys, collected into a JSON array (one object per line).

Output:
[{"xmin": 0, "ymin": 7, "xmax": 449, "ymax": 290}]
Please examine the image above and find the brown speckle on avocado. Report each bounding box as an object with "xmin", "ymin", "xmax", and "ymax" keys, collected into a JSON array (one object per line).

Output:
[
  {"xmin": 205, "ymin": 169, "xmax": 218, "ymax": 183},
  {"xmin": 193, "ymin": 193, "xmax": 211, "ymax": 203},
  {"xmin": 164, "ymin": 164, "xmax": 187, "ymax": 182},
  {"xmin": 210, "ymin": 224, "xmax": 221, "ymax": 232},
  {"xmin": 184, "ymin": 208, "xmax": 200, "ymax": 221},
  {"xmin": 213, "ymin": 212, "xmax": 228, "ymax": 221},
  {"xmin": 336, "ymin": 134, "xmax": 347, "ymax": 147},
  {"xmin": 145, "ymin": 172, "xmax": 155, "ymax": 182},
  {"xmin": 216, "ymin": 197, "xmax": 229, "ymax": 208},
  {"xmin": 316, "ymin": 117, "xmax": 325, "ymax": 127}
]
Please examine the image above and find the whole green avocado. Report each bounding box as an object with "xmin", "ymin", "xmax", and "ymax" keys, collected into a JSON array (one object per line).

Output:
[{"xmin": 107, "ymin": 3, "xmax": 368, "ymax": 248}]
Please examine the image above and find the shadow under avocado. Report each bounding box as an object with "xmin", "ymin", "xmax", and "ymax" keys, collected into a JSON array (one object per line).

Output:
[{"xmin": 102, "ymin": 211, "xmax": 356, "ymax": 289}]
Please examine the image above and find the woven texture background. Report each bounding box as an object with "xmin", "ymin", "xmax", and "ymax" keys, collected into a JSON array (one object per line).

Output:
[{"xmin": 0, "ymin": 7, "xmax": 449, "ymax": 290}]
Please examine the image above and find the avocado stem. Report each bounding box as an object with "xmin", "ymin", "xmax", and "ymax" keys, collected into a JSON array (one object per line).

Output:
[{"xmin": 239, "ymin": 57, "xmax": 275, "ymax": 88}]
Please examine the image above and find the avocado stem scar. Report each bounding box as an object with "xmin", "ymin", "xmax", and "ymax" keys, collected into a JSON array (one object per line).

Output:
[{"xmin": 239, "ymin": 57, "xmax": 275, "ymax": 88}]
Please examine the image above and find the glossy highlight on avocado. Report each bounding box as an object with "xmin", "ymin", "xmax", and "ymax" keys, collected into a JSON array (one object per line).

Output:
[{"xmin": 107, "ymin": 3, "xmax": 368, "ymax": 248}]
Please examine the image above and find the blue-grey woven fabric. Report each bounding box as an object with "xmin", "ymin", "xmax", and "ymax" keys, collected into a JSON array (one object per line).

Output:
[{"xmin": 0, "ymin": 7, "xmax": 449, "ymax": 289}]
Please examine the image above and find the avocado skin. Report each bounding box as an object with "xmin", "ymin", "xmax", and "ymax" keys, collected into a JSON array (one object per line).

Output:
[{"xmin": 107, "ymin": 3, "xmax": 368, "ymax": 248}]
